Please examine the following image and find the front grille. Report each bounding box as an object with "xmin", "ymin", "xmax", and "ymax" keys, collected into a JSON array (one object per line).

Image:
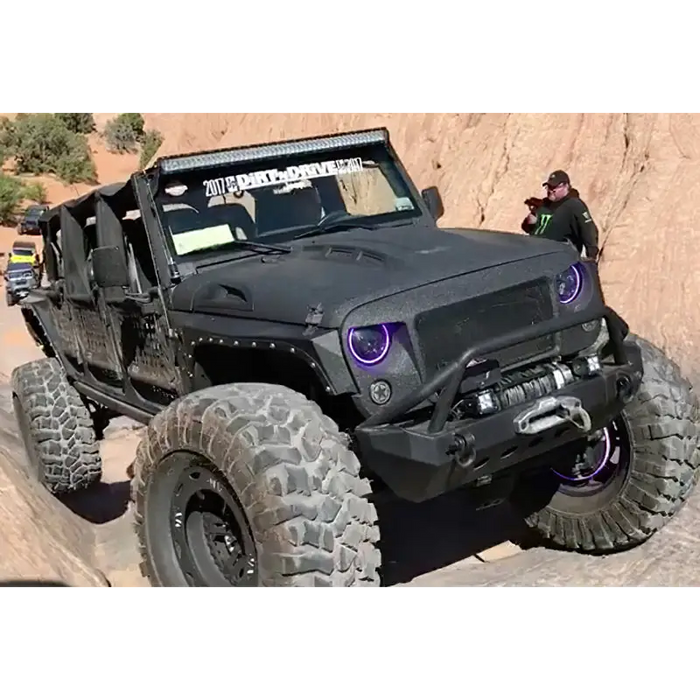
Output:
[{"xmin": 415, "ymin": 278, "xmax": 555, "ymax": 377}]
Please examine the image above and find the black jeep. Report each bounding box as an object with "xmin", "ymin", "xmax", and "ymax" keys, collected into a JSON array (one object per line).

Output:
[
  {"xmin": 17, "ymin": 205, "xmax": 49, "ymax": 236},
  {"xmin": 11, "ymin": 128, "xmax": 700, "ymax": 586}
]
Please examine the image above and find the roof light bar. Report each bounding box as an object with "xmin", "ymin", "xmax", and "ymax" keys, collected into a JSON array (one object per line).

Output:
[{"xmin": 158, "ymin": 129, "xmax": 389, "ymax": 174}]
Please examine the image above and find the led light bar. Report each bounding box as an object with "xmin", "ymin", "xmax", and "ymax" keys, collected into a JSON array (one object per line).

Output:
[{"xmin": 159, "ymin": 129, "xmax": 389, "ymax": 174}]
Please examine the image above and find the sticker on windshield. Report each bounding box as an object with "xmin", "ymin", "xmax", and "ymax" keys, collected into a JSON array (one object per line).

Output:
[
  {"xmin": 171, "ymin": 224, "xmax": 235, "ymax": 256},
  {"xmin": 202, "ymin": 158, "xmax": 364, "ymax": 198}
]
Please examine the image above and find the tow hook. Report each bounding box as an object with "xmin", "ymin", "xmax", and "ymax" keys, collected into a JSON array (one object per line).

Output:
[{"xmin": 447, "ymin": 432, "xmax": 476, "ymax": 469}]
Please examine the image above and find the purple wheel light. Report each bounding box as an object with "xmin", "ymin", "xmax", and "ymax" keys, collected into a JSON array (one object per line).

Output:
[
  {"xmin": 348, "ymin": 325, "xmax": 391, "ymax": 366},
  {"xmin": 553, "ymin": 427, "xmax": 612, "ymax": 482},
  {"xmin": 556, "ymin": 264, "xmax": 583, "ymax": 305}
]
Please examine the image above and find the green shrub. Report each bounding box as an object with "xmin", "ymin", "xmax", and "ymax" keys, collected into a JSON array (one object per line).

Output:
[
  {"xmin": 104, "ymin": 113, "xmax": 146, "ymax": 153},
  {"xmin": 56, "ymin": 113, "xmax": 96, "ymax": 134},
  {"xmin": 0, "ymin": 116, "xmax": 14, "ymax": 166},
  {"xmin": 139, "ymin": 129, "xmax": 164, "ymax": 169},
  {"xmin": 0, "ymin": 173, "xmax": 46, "ymax": 225},
  {"xmin": 104, "ymin": 119, "xmax": 138, "ymax": 153},
  {"xmin": 9, "ymin": 113, "xmax": 97, "ymax": 184},
  {"xmin": 119, "ymin": 113, "xmax": 145, "ymax": 138},
  {"xmin": 22, "ymin": 181, "xmax": 47, "ymax": 204}
]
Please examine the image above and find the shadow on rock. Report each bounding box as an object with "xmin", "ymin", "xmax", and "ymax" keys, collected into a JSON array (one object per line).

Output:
[
  {"xmin": 0, "ymin": 579, "xmax": 70, "ymax": 586},
  {"xmin": 60, "ymin": 481, "xmax": 131, "ymax": 525},
  {"xmin": 375, "ymin": 489, "xmax": 538, "ymax": 586}
]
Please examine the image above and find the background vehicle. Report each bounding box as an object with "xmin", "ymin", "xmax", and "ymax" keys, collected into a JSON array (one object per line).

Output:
[
  {"xmin": 10, "ymin": 239, "xmax": 38, "ymax": 265},
  {"xmin": 9, "ymin": 239, "xmax": 42, "ymax": 279},
  {"xmin": 4, "ymin": 260, "xmax": 38, "ymax": 307},
  {"xmin": 17, "ymin": 205, "xmax": 49, "ymax": 236},
  {"xmin": 10, "ymin": 128, "xmax": 700, "ymax": 587}
]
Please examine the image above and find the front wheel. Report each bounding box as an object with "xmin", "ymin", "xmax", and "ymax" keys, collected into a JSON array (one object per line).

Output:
[
  {"xmin": 512, "ymin": 335, "xmax": 700, "ymax": 553},
  {"xmin": 131, "ymin": 383, "xmax": 381, "ymax": 586}
]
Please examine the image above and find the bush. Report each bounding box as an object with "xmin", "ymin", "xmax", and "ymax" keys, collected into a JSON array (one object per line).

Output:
[
  {"xmin": 120, "ymin": 113, "xmax": 145, "ymax": 138},
  {"xmin": 104, "ymin": 113, "xmax": 146, "ymax": 154},
  {"xmin": 103, "ymin": 118, "xmax": 138, "ymax": 153},
  {"xmin": 9, "ymin": 113, "xmax": 97, "ymax": 184},
  {"xmin": 0, "ymin": 116, "xmax": 14, "ymax": 166},
  {"xmin": 22, "ymin": 181, "xmax": 47, "ymax": 204},
  {"xmin": 0, "ymin": 173, "xmax": 46, "ymax": 225},
  {"xmin": 139, "ymin": 129, "xmax": 163, "ymax": 169},
  {"xmin": 56, "ymin": 113, "xmax": 95, "ymax": 134}
]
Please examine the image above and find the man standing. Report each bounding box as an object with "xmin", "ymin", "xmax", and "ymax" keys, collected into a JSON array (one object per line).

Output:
[{"xmin": 521, "ymin": 170, "xmax": 600, "ymax": 261}]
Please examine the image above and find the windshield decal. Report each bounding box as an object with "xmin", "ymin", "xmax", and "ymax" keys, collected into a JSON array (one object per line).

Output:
[
  {"xmin": 203, "ymin": 157, "xmax": 364, "ymax": 198},
  {"xmin": 171, "ymin": 224, "xmax": 235, "ymax": 255}
]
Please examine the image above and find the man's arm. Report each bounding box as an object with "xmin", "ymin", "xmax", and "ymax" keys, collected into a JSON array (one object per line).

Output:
[
  {"xmin": 572, "ymin": 199, "xmax": 599, "ymax": 260},
  {"xmin": 521, "ymin": 214, "xmax": 537, "ymax": 234}
]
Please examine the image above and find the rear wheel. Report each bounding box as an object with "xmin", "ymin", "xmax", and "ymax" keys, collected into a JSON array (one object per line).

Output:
[
  {"xmin": 11, "ymin": 358, "xmax": 102, "ymax": 495},
  {"xmin": 131, "ymin": 383, "xmax": 381, "ymax": 586},
  {"xmin": 512, "ymin": 335, "xmax": 700, "ymax": 553}
]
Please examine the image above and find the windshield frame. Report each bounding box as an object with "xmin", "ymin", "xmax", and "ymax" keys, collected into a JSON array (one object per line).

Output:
[{"xmin": 149, "ymin": 141, "xmax": 433, "ymax": 267}]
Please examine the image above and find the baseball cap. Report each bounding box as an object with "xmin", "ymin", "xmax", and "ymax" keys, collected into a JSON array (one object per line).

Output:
[{"xmin": 543, "ymin": 170, "xmax": 571, "ymax": 188}]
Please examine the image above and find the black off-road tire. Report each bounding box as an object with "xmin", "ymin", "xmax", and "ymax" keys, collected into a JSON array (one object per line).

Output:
[
  {"xmin": 513, "ymin": 334, "xmax": 700, "ymax": 553},
  {"xmin": 131, "ymin": 383, "xmax": 381, "ymax": 587},
  {"xmin": 11, "ymin": 358, "xmax": 103, "ymax": 495}
]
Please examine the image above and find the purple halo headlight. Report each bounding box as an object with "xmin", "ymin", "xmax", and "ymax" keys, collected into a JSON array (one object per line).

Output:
[
  {"xmin": 347, "ymin": 325, "xmax": 391, "ymax": 366},
  {"xmin": 556, "ymin": 264, "xmax": 583, "ymax": 305}
]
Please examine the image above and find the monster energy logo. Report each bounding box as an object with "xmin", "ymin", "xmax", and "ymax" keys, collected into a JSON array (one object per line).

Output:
[{"xmin": 534, "ymin": 213, "xmax": 552, "ymax": 236}]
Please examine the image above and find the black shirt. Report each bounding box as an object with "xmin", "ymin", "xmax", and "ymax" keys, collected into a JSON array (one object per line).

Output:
[{"xmin": 521, "ymin": 194, "xmax": 599, "ymax": 259}]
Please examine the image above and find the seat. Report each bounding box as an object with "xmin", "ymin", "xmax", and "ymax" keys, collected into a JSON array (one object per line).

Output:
[
  {"xmin": 255, "ymin": 187, "xmax": 322, "ymax": 234},
  {"xmin": 207, "ymin": 203, "xmax": 256, "ymax": 240}
]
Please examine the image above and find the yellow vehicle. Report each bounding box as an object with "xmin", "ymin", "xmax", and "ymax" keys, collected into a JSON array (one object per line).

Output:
[{"xmin": 9, "ymin": 239, "xmax": 39, "ymax": 267}]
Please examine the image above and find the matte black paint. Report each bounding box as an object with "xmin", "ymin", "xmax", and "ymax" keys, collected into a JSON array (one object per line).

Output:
[{"xmin": 18, "ymin": 126, "xmax": 643, "ymax": 505}]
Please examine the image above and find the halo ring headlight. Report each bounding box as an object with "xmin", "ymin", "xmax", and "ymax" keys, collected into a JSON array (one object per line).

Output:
[
  {"xmin": 348, "ymin": 325, "xmax": 391, "ymax": 366},
  {"xmin": 556, "ymin": 264, "xmax": 583, "ymax": 305}
]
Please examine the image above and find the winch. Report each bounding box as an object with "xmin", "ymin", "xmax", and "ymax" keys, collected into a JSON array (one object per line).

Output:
[{"xmin": 449, "ymin": 354, "xmax": 603, "ymax": 421}]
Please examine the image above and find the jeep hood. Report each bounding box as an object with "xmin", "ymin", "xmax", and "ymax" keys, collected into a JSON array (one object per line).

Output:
[{"xmin": 170, "ymin": 223, "xmax": 575, "ymax": 327}]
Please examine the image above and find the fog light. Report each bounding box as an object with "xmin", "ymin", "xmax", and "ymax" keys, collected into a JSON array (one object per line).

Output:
[
  {"xmin": 586, "ymin": 355, "xmax": 602, "ymax": 374},
  {"xmin": 572, "ymin": 354, "xmax": 602, "ymax": 378},
  {"xmin": 476, "ymin": 390, "xmax": 497, "ymax": 414},
  {"xmin": 369, "ymin": 380, "xmax": 392, "ymax": 405}
]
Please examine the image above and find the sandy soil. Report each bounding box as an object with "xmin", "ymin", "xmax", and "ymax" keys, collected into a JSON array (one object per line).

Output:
[{"xmin": 2, "ymin": 112, "xmax": 700, "ymax": 586}]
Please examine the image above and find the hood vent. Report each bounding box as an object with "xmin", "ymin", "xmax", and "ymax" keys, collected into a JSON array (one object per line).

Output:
[{"xmin": 301, "ymin": 244, "xmax": 386, "ymax": 268}]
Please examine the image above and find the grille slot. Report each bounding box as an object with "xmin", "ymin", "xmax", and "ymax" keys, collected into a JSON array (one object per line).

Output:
[{"xmin": 415, "ymin": 278, "xmax": 555, "ymax": 377}]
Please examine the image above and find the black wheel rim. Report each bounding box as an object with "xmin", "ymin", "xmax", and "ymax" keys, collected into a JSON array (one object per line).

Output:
[
  {"xmin": 167, "ymin": 455, "xmax": 258, "ymax": 587},
  {"xmin": 551, "ymin": 417, "xmax": 632, "ymax": 497}
]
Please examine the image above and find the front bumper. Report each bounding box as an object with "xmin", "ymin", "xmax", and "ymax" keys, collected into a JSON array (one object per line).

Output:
[{"xmin": 354, "ymin": 306, "xmax": 643, "ymax": 502}]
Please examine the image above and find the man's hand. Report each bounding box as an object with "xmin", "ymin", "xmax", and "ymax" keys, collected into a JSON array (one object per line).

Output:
[{"xmin": 525, "ymin": 212, "xmax": 537, "ymax": 225}]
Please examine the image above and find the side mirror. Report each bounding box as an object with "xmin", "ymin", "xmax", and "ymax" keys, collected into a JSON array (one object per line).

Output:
[
  {"xmin": 91, "ymin": 246, "xmax": 129, "ymax": 289},
  {"xmin": 421, "ymin": 186, "xmax": 445, "ymax": 221}
]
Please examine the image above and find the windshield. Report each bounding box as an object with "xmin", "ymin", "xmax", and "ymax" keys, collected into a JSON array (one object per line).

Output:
[{"xmin": 153, "ymin": 143, "xmax": 421, "ymax": 260}]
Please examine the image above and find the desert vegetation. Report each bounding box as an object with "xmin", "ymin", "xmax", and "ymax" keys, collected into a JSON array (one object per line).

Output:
[
  {"xmin": 103, "ymin": 113, "xmax": 163, "ymax": 167},
  {"xmin": 0, "ymin": 112, "xmax": 163, "ymax": 226}
]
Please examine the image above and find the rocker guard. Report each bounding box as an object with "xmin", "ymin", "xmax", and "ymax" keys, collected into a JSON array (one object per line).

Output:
[{"xmin": 353, "ymin": 307, "xmax": 643, "ymax": 503}]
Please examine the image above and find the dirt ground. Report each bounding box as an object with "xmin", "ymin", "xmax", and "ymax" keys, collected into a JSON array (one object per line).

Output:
[{"xmin": 2, "ymin": 112, "xmax": 700, "ymax": 586}]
